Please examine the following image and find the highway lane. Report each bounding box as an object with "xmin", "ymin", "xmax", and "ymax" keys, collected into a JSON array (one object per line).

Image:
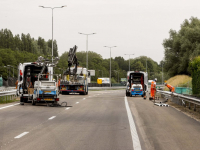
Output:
[
  {"xmin": 127, "ymin": 95, "xmax": 200, "ymax": 150},
  {"xmin": 1, "ymin": 90, "xmax": 200, "ymax": 150},
  {"xmin": 0, "ymin": 90, "xmax": 133, "ymax": 150}
]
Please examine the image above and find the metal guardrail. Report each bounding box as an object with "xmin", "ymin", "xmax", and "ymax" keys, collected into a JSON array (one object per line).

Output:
[
  {"xmin": 157, "ymin": 90, "xmax": 200, "ymax": 111},
  {"xmin": 89, "ymin": 86, "xmax": 126, "ymax": 90},
  {"xmin": 0, "ymin": 89, "xmax": 17, "ymax": 102}
]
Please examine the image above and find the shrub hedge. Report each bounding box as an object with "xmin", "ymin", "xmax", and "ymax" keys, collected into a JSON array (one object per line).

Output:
[{"xmin": 190, "ymin": 56, "xmax": 200, "ymax": 95}]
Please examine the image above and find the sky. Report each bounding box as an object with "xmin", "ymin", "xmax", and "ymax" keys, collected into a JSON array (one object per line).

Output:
[{"xmin": 1, "ymin": 0, "xmax": 200, "ymax": 64}]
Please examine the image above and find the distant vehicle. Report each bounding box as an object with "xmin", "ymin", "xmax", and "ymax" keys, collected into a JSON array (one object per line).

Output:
[
  {"xmin": 126, "ymin": 71, "xmax": 148, "ymax": 99},
  {"xmin": 130, "ymin": 84, "xmax": 143, "ymax": 97},
  {"xmin": 97, "ymin": 78, "xmax": 110, "ymax": 84}
]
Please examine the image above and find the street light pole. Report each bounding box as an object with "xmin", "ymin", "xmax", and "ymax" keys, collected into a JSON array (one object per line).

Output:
[
  {"xmin": 39, "ymin": 5, "xmax": 66, "ymax": 72},
  {"xmin": 114, "ymin": 70, "xmax": 119, "ymax": 83},
  {"xmin": 4, "ymin": 66, "xmax": 9, "ymax": 86},
  {"xmin": 104, "ymin": 46, "xmax": 117, "ymax": 87},
  {"xmin": 146, "ymin": 58, "xmax": 147, "ymax": 73},
  {"xmin": 78, "ymin": 32, "xmax": 96, "ymax": 71},
  {"xmin": 7, "ymin": 65, "xmax": 14, "ymax": 77},
  {"xmin": 124, "ymin": 54, "xmax": 134, "ymax": 71},
  {"xmin": 162, "ymin": 63, "xmax": 163, "ymax": 85}
]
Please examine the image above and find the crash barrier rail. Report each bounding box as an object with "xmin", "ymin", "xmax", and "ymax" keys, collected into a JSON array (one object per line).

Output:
[
  {"xmin": 0, "ymin": 89, "xmax": 17, "ymax": 102},
  {"xmin": 157, "ymin": 90, "xmax": 200, "ymax": 111},
  {"xmin": 0, "ymin": 87, "xmax": 16, "ymax": 92},
  {"xmin": 88, "ymin": 83, "xmax": 110, "ymax": 87},
  {"xmin": 89, "ymin": 86, "xmax": 126, "ymax": 90},
  {"xmin": 88, "ymin": 83, "xmax": 126, "ymax": 87}
]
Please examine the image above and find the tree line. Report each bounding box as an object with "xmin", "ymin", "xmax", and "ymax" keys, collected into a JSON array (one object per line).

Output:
[
  {"xmin": 0, "ymin": 28, "xmax": 163, "ymax": 83},
  {"xmin": 0, "ymin": 28, "xmax": 58, "ymax": 57},
  {"xmin": 56, "ymin": 51, "xmax": 163, "ymax": 83}
]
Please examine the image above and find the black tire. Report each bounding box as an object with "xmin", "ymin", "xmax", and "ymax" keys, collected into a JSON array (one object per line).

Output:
[
  {"xmin": 126, "ymin": 91, "xmax": 128, "ymax": 96},
  {"xmin": 32, "ymin": 100, "xmax": 36, "ymax": 105},
  {"xmin": 20, "ymin": 97, "xmax": 23, "ymax": 103}
]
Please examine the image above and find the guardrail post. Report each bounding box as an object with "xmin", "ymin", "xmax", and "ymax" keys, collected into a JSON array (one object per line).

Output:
[
  {"xmin": 194, "ymin": 104, "xmax": 196, "ymax": 111},
  {"xmin": 189, "ymin": 102, "xmax": 191, "ymax": 109}
]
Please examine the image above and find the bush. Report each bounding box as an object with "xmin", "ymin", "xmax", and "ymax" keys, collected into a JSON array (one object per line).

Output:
[{"xmin": 190, "ymin": 56, "xmax": 200, "ymax": 95}]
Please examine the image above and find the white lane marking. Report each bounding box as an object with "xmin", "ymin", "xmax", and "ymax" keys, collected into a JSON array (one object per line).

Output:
[
  {"xmin": 125, "ymin": 96, "xmax": 142, "ymax": 150},
  {"xmin": 65, "ymin": 107, "xmax": 70, "ymax": 110},
  {"xmin": 83, "ymin": 98, "xmax": 86, "ymax": 100},
  {"xmin": 76, "ymin": 102, "xmax": 79, "ymax": 104},
  {"xmin": 48, "ymin": 116, "xmax": 56, "ymax": 120},
  {"xmin": 0, "ymin": 103, "xmax": 19, "ymax": 110},
  {"xmin": 14, "ymin": 132, "xmax": 29, "ymax": 139}
]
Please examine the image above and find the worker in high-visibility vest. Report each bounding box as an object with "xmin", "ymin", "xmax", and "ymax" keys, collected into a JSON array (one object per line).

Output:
[
  {"xmin": 165, "ymin": 83, "xmax": 175, "ymax": 92},
  {"xmin": 150, "ymin": 78, "xmax": 157, "ymax": 100}
]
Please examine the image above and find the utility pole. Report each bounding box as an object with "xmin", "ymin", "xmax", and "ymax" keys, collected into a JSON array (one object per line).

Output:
[
  {"xmin": 104, "ymin": 46, "xmax": 117, "ymax": 87},
  {"xmin": 124, "ymin": 54, "xmax": 134, "ymax": 71},
  {"xmin": 79, "ymin": 32, "xmax": 96, "ymax": 71}
]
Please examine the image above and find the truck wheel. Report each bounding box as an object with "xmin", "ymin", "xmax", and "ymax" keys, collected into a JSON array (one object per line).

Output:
[
  {"xmin": 32, "ymin": 100, "xmax": 36, "ymax": 105},
  {"xmin": 20, "ymin": 97, "xmax": 24, "ymax": 105},
  {"xmin": 126, "ymin": 91, "xmax": 128, "ymax": 96}
]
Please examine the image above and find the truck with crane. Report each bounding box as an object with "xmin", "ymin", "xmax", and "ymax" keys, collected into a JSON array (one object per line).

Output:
[{"xmin": 60, "ymin": 45, "xmax": 88, "ymax": 95}]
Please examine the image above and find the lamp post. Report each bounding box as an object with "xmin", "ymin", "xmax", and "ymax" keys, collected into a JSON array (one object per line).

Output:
[
  {"xmin": 4, "ymin": 66, "xmax": 9, "ymax": 86},
  {"xmin": 98, "ymin": 70, "xmax": 103, "ymax": 77},
  {"xmin": 114, "ymin": 70, "xmax": 119, "ymax": 83},
  {"xmin": 104, "ymin": 46, "xmax": 117, "ymax": 87},
  {"xmin": 4, "ymin": 66, "xmax": 9, "ymax": 78},
  {"xmin": 7, "ymin": 65, "xmax": 14, "ymax": 77},
  {"xmin": 58, "ymin": 68, "xmax": 64, "ymax": 79},
  {"xmin": 39, "ymin": 5, "xmax": 66, "ymax": 63},
  {"xmin": 124, "ymin": 54, "xmax": 134, "ymax": 71},
  {"xmin": 162, "ymin": 62, "xmax": 163, "ymax": 85},
  {"xmin": 146, "ymin": 58, "xmax": 147, "ymax": 73},
  {"xmin": 78, "ymin": 32, "xmax": 96, "ymax": 71}
]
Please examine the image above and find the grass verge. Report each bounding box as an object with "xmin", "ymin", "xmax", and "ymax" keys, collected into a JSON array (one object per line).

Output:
[{"xmin": 0, "ymin": 95, "xmax": 19, "ymax": 104}]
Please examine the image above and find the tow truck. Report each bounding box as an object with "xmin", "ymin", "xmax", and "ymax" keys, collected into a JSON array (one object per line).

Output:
[{"xmin": 60, "ymin": 45, "xmax": 88, "ymax": 95}]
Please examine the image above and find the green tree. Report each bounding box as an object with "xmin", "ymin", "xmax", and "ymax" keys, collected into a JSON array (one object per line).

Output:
[{"xmin": 163, "ymin": 17, "xmax": 200, "ymax": 76}]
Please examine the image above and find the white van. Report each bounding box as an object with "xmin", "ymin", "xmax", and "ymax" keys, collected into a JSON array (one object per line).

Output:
[{"xmin": 17, "ymin": 62, "xmax": 53, "ymax": 104}]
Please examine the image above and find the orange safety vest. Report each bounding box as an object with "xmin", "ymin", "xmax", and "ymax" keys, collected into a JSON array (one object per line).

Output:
[
  {"xmin": 166, "ymin": 84, "xmax": 175, "ymax": 92},
  {"xmin": 151, "ymin": 81, "xmax": 156, "ymax": 89},
  {"xmin": 58, "ymin": 80, "xmax": 60, "ymax": 87}
]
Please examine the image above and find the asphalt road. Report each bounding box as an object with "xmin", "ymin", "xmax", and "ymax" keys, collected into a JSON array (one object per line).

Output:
[{"xmin": 0, "ymin": 90, "xmax": 200, "ymax": 150}]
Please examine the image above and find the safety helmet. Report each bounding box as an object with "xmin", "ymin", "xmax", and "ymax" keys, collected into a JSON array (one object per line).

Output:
[{"xmin": 154, "ymin": 78, "xmax": 157, "ymax": 81}]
